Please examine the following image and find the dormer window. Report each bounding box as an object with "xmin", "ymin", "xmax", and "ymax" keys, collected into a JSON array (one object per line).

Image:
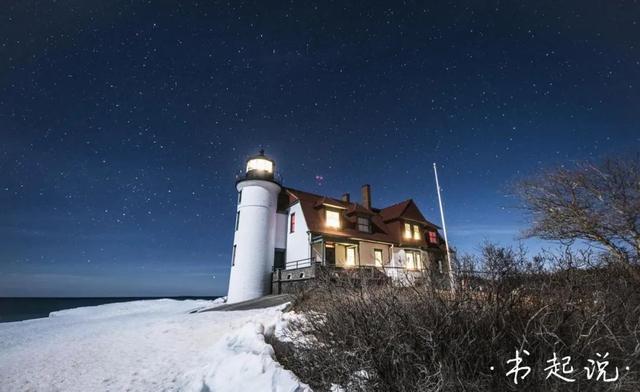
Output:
[
  {"xmin": 412, "ymin": 224, "xmax": 421, "ymax": 240},
  {"xmin": 404, "ymin": 223, "xmax": 412, "ymax": 239},
  {"xmin": 326, "ymin": 209, "xmax": 340, "ymax": 228},
  {"xmin": 357, "ymin": 217, "xmax": 371, "ymax": 233},
  {"xmin": 404, "ymin": 222, "xmax": 421, "ymax": 240},
  {"xmin": 428, "ymin": 231, "xmax": 438, "ymax": 244}
]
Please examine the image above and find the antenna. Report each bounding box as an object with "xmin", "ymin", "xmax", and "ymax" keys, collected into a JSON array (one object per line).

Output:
[{"xmin": 433, "ymin": 162, "xmax": 456, "ymax": 295}]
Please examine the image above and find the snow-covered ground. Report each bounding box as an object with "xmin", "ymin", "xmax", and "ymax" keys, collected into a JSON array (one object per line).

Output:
[{"xmin": 0, "ymin": 299, "xmax": 310, "ymax": 392}]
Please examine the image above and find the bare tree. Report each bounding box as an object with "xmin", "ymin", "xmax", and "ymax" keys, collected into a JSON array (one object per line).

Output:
[{"xmin": 516, "ymin": 156, "xmax": 640, "ymax": 268}]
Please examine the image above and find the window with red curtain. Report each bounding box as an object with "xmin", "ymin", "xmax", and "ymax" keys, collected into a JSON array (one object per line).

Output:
[
  {"xmin": 428, "ymin": 231, "xmax": 438, "ymax": 244},
  {"xmin": 290, "ymin": 213, "xmax": 296, "ymax": 233}
]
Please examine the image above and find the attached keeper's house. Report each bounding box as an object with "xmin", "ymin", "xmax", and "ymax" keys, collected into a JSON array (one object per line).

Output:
[{"xmin": 227, "ymin": 150, "xmax": 453, "ymax": 303}]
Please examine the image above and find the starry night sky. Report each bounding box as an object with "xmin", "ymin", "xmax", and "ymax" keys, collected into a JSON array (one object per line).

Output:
[{"xmin": 1, "ymin": 1, "xmax": 639, "ymax": 297}]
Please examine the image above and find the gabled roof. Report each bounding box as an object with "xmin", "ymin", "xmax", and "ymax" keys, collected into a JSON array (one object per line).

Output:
[
  {"xmin": 284, "ymin": 188, "xmax": 394, "ymax": 243},
  {"xmin": 379, "ymin": 200, "xmax": 412, "ymax": 222},
  {"xmin": 283, "ymin": 187, "xmax": 442, "ymax": 247},
  {"xmin": 380, "ymin": 199, "xmax": 440, "ymax": 228}
]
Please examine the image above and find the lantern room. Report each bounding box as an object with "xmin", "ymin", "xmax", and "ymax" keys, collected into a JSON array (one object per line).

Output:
[{"xmin": 243, "ymin": 149, "xmax": 276, "ymax": 181}]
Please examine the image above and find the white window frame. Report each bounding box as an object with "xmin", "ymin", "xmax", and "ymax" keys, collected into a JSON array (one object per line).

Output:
[
  {"xmin": 346, "ymin": 247, "xmax": 356, "ymax": 266},
  {"xmin": 406, "ymin": 251, "xmax": 415, "ymax": 270},
  {"xmin": 374, "ymin": 248, "xmax": 383, "ymax": 267},
  {"xmin": 405, "ymin": 250, "xmax": 422, "ymax": 270}
]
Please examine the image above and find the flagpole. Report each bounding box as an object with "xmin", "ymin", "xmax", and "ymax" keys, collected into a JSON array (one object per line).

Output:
[{"xmin": 433, "ymin": 162, "xmax": 456, "ymax": 295}]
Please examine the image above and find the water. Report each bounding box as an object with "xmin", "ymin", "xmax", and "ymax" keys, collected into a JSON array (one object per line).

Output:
[{"xmin": 0, "ymin": 297, "xmax": 220, "ymax": 323}]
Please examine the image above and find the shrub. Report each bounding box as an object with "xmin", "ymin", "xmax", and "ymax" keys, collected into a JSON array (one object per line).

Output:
[{"xmin": 273, "ymin": 246, "xmax": 640, "ymax": 392}]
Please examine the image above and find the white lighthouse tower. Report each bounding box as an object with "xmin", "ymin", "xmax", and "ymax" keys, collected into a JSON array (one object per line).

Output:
[{"xmin": 227, "ymin": 150, "xmax": 281, "ymax": 303}]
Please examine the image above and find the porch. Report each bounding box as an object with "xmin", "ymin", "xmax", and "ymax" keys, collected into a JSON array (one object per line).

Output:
[
  {"xmin": 281, "ymin": 236, "xmax": 432, "ymax": 273},
  {"xmin": 308, "ymin": 236, "xmax": 393, "ymax": 268},
  {"xmin": 272, "ymin": 260, "xmax": 398, "ymax": 294},
  {"xmin": 272, "ymin": 262, "xmax": 448, "ymax": 295},
  {"xmin": 273, "ymin": 237, "xmax": 450, "ymax": 294}
]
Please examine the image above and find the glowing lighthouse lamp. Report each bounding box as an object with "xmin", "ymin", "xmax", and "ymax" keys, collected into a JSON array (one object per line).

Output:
[
  {"xmin": 227, "ymin": 150, "xmax": 281, "ymax": 303},
  {"xmin": 246, "ymin": 153, "xmax": 274, "ymax": 174}
]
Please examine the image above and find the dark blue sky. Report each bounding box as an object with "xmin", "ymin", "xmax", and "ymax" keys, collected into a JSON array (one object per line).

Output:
[{"xmin": 1, "ymin": 1, "xmax": 639, "ymax": 296}]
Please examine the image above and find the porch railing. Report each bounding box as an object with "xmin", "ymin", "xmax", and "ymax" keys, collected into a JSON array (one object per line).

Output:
[
  {"xmin": 283, "ymin": 257, "xmax": 317, "ymax": 270},
  {"xmin": 277, "ymin": 260, "xmax": 431, "ymax": 274}
]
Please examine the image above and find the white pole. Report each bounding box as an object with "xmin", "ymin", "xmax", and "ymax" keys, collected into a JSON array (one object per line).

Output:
[{"xmin": 433, "ymin": 163, "xmax": 456, "ymax": 295}]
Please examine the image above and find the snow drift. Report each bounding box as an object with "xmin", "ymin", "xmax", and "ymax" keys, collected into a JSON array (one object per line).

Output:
[{"xmin": 0, "ymin": 299, "xmax": 309, "ymax": 391}]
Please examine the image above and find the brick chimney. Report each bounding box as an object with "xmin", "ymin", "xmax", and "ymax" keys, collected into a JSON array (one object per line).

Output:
[
  {"xmin": 361, "ymin": 184, "xmax": 371, "ymax": 209},
  {"xmin": 341, "ymin": 193, "xmax": 350, "ymax": 203}
]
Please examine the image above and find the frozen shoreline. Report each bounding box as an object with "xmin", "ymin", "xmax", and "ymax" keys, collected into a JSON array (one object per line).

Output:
[{"xmin": 0, "ymin": 299, "xmax": 309, "ymax": 391}]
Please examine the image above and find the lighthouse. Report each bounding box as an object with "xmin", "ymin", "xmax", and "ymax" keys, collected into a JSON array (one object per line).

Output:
[{"xmin": 227, "ymin": 150, "xmax": 281, "ymax": 303}]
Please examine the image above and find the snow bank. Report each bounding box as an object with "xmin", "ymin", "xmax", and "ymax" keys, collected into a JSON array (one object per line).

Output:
[
  {"xmin": 179, "ymin": 316, "xmax": 310, "ymax": 392},
  {"xmin": 0, "ymin": 299, "xmax": 309, "ymax": 391}
]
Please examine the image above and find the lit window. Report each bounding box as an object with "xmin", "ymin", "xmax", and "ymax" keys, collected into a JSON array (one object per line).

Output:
[
  {"xmin": 231, "ymin": 245, "xmax": 237, "ymax": 266},
  {"xmin": 357, "ymin": 217, "xmax": 371, "ymax": 232},
  {"xmin": 235, "ymin": 211, "xmax": 240, "ymax": 231},
  {"xmin": 404, "ymin": 223, "xmax": 412, "ymax": 239},
  {"xmin": 412, "ymin": 224, "xmax": 421, "ymax": 240},
  {"xmin": 246, "ymin": 157, "xmax": 273, "ymax": 173},
  {"xmin": 405, "ymin": 250, "xmax": 422, "ymax": 270},
  {"xmin": 346, "ymin": 247, "xmax": 356, "ymax": 266},
  {"xmin": 406, "ymin": 251, "xmax": 415, "ymax": 270},
  {"xmin": 290, "ymin": 213, "xmax": 296, "ymax": 233},
  {"xmin": 428, "ymin": 231, "xmax": 438, "ymax": 244},
  {"xmin": 374, "ymin": 249, "xmax": 383, "ymax": 267},
  {"xmin": 326, "ymin": 210, "xmax": 340, "ymax": 228}
]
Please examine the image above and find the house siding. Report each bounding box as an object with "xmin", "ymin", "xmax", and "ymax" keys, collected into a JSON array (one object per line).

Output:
[
  {"xmin": 358, "ymin": 241, "xmax": 391, "ymax": 267},
  {"xmin": 285, "ymin": 203, "xmax": 311, "ymax": 267}
]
